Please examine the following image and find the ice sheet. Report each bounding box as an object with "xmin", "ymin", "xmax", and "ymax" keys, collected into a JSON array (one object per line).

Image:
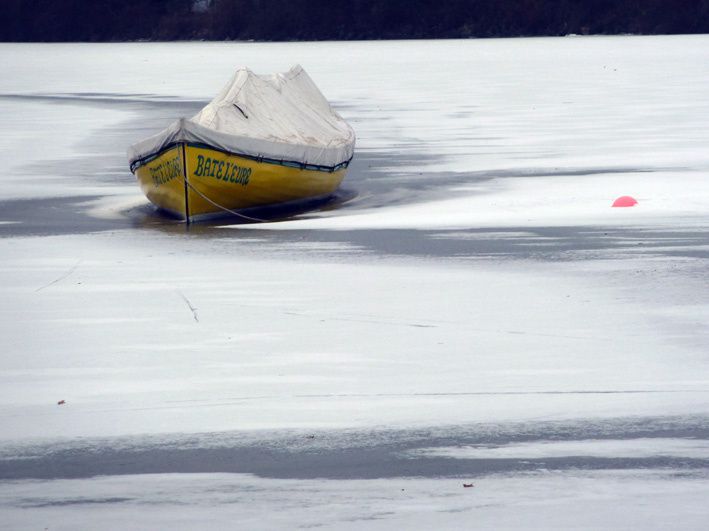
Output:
[
  {"xmin": 1, "ymin": 471, "xmax": 708, "ymax": 530},
  {"xmin": 1, "ymin": 231, "xmax": 708, "ymax": 442},
  {"xmin": 411, "ymin": 437, "xmax": 709, "ymax": 460},
  {"xmin": 1, "ymin": 36, "xmax": 708, "ymax": 529}
]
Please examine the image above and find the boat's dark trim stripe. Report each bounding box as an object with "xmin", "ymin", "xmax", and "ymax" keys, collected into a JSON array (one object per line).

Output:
[{"xmin": 130, "ymin": 141, "xmax": 352, "ymax": 174}]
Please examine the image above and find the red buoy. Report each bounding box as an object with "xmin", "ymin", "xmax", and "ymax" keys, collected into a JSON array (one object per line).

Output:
[{"xmin": 612, "ymin": 196, "xmax": 637, "ymax": 207}]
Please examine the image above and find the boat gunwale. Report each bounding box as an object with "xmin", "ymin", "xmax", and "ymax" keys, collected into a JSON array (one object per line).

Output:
[{"xmin": 130, "ymin": 141, "xmax": 353, "ymax": 175}]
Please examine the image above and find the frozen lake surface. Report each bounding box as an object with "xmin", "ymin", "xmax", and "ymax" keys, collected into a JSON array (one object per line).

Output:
[{"xmin": 1, "ymin": 36, "xmax": 708, "ymax": 529}]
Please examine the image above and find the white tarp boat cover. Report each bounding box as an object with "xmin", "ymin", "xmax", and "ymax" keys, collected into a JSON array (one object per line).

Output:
[{"xmin": 128, "ymin": 65, "xmax": 355, "ymax": 170}]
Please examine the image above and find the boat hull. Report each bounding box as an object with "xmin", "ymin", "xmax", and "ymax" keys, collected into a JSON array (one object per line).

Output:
[{"xmin": 133, "ymin": 143, "xmax": 348, "ymax": 221}]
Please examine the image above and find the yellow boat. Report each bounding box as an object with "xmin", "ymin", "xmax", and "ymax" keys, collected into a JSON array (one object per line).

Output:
[{"xmin": 128, "ymin": 66, "xmax": 355, "ymax": 222}]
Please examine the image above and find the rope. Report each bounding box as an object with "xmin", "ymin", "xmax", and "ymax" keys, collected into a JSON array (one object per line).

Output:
[{"xmin": 183, "ymin": 179, "xmax": 267, "ymax": 223}]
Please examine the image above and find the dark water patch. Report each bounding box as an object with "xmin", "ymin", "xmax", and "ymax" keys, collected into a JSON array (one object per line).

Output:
[
  {"xmin": 0, "ymin": 196, "xmax": 134, "ymax": 237},
  {"xmin": 0, "ymin": 194, "xmax": 352, "ymax": 238},
  {"xmin": 5, "ymin": 194, "xmax": 705, "ymax": 264},
  {"xmin": 19, "ymin": 497, "xmax": 134, "ymax": 508},
  {"xmin": 2, "ymin": 415, "xmax": 708, "ymax": 481},
  {"xmin": 208, "ymin": 225, "xmax": 709, "ymax": 261},
  {"xmin": 0, "ymin": 92, "xmax": 206, "ymax": 111}
]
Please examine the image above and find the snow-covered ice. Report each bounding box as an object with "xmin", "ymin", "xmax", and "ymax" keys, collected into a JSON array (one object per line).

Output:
[
  {"xmin": 1, "ymin": 233, "xmax": 708, "ymax": 442},
  {"xmin": 2, "ymin": 471, "xmax": 709, "ymax": 531},
  {"xmin": 0, "ymin": 35, "xmax": 708, "ymax": 529},
  {"xmin": 411, "ymin": 437, "xmax": 709, "ymax": 460}
]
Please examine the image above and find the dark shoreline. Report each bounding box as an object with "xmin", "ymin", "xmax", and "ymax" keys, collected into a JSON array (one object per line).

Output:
[
  {"xmin": 4, "ymin": 0, "xmax": 709, "ymax": 43},
  {"xmin": 1, "ymin": 32, "xmax": 700, "ymax": 44}
]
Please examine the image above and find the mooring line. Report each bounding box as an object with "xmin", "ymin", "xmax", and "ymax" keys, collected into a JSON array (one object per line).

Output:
[{"xmin": 183, "ymin": 179, "xmax": 267, "ymax": 223}]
